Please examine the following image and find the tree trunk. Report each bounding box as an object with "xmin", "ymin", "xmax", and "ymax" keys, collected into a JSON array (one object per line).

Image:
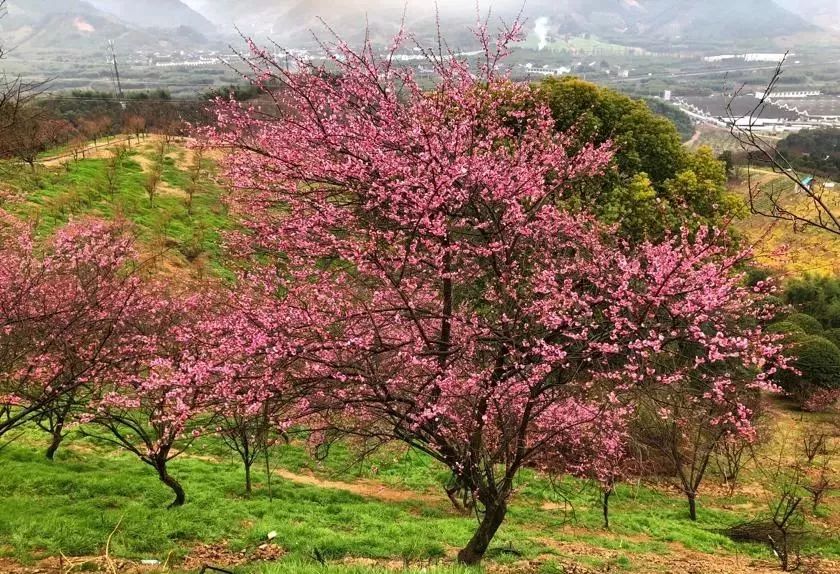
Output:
[
  {"xmin": 244, "ymin": 462, "xmax": 252, "ymax": 495},
  {"xmin": 602, "ymin": 489, "xmax": 612, "ymax": 530},
  {"xmin": 157, "ymin": 464, "xmax": 186, "ymax": 508},
  {"xmin": 688, "ymin": 492, "xmax": 697, "ymax": 521},
  {"xmin": 264, "ymin": 448, "xmax": 273, "ymax": 502},
  {"xmin": 457, "ymin": 501, "xmax": 507, "ymax": 565},
  {"xmin": 45, "ymin": 426, "xmax": 64, "ymax": 461}
]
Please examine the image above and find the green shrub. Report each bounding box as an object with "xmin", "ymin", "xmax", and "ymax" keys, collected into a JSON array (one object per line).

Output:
[
  {"xmin": 778, "ymin": 335, "xmax": 840, "ymax": 396},
  {"xmin": 745, "ymin": 266, "xmax": 773, "ymax": 288},
  {"xmin": 784, "ymin": 274, "xmax": 840, "ymax": 328},
  {"xmin": 785, "ymin": 313, "xmax": 824, "ymax": 334},
  {"xmin": 823, "ymin": 328, "xmax": 840, "ymax": 349},
  {"xmin": 766, "ymin": 321, "xmax": 806, "ymax": 337}
]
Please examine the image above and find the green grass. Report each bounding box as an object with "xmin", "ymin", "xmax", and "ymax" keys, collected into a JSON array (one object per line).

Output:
[
  {"xmin": 1, "ymin": 421, "xmax": 836, "ymax": 574},
  {"xmin": 257, "ymin": 562, "xmax": 480, "ymax": 574},
  {"xmin": 0, "ymin": 439, "xmax": 472, "ymax": 568},
  {"xmin": 2, "ymin": 145, "xmax": 233, "ymax": 275}
]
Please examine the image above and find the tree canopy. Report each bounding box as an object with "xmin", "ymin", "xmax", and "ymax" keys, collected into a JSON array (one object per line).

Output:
[{"xmin": 535, "ymin": 77, "xmax": 741, "ymax": 240}]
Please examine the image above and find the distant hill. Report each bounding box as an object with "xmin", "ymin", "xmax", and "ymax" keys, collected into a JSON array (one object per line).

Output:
[
  {"xmin": 525, "ymin": 0, "xmax": 813, "ymax": 44},
  {"xmin": 0, "ymin": 0, "xmax": 213, "ymax": 54},
  {"xmin": 181, "ymin": 0, "xmax": 814, "ymax": 47},
  {"xmin": 86, "ymin": 0, "xmax": 217, "ymax": 35}
]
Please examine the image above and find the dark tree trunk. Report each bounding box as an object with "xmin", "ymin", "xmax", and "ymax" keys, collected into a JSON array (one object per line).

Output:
[
  {"xmin": 157, "ymin": 464, "xmax": 186, "ymax": 508},
  {"xmin": 602, "ymin": 488, "xmax": 612, "ymax": 530},
  {"xmin": 457, "ymin": 501, "xmax": 507, "ymax": 565},
  {"xmin": 45, "ymin": 426, "xmax": 64, "ymax": 460},
  {"xmin": 688, "ymin": 492, "xmax": 697, "ymax": 521},
  {"xmin": 264, "ymin": 448, "xmax": 273, "ymax": 502},
  {"xmin": 244, "ymin": 462, "xmax": 252, "ymax": 495}
]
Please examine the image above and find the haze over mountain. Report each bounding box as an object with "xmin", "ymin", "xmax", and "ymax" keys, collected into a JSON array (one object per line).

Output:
[
  {"xmin": 179, "ymin": 0, "xmax": 816, "ymax": 45},
  {"xmin": 87, "ymin": 0, "xmax": 217, "ymax": 35},
  {"xmin": 0, "ymin": 0, "xmax": 216, "ymax": 53},
  {"xmin": 0, "ymin": 0, "xmax": 833, "ymax": 58},
  {"xmin": 775, "ymin": 0, "xmax": 840, "ymax": 32}
]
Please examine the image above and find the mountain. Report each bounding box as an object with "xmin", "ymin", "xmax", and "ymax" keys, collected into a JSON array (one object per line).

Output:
[
  {"xmin": 86, "ymin": 0, "xmax": 218, "ymax": 35},
  {"xmin": 524, "ymin": 0, "xmax": 813, "ymax": 43},
  {"xmin": 0, "ymin": 0, "xmax": 213, "ymax": 53},
  {"xmin": 775, "ymin": 0, "xmax": 840, "ymax": 32},
  {"xmin": 181, "ymin": 0, "xmax": 814, "ymax": 47}
]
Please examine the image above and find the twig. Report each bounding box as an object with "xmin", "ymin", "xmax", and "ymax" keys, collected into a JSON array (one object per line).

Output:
[{"xmin": 104, "ymin": 514, "xmax": 125, "ymax": 574}]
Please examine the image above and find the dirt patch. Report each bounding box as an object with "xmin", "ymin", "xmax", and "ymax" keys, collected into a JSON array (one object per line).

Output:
[
  {"xmin": 0, "ymin": 543, "xmax": 285, "ymax": 574},
  {"xmin": 341, "ymin": 556, "xmax": 602, "ymax": 574},
  {"xmin": 536, "ymin": 536, "xmax": 840, "ymax": 574},
  {"xmin": 180, "ymin": 540, "xmax": 284, "ymax": 571},
  {"xmin": 39, "ymin": 137, "xmax": 135, "ymax": 168},
  {"xmin": 181, "ymin": 542, "xmax": 248, "ymax": 570},
  {"xmin": 0, "ymin": 555, "xmax": 164, "ymax": 574},
  {"xmin": 273, "ymin": 467, "xmax": 445, "ymax": 506}
]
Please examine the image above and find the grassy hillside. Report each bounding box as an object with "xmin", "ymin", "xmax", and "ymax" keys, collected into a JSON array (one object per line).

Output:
[
  {"xmin": 0, "ymin": 135, "xmax": 232, "ymax": 278},
  {"xmin": 731, "ymin": 169, "xmax": 840, "ymax": 276}
]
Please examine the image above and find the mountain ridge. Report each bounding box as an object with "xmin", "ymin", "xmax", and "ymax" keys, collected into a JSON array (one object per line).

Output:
[
  {"xmin": 180, "ymin": 0, "xmax": 817, "ymax": 46},
  {"xmin": 0, "ymin": 0, "xmax": 214, "ymax": 53},
  {"xmin": 86, "ymin": 0, "xmax": 217, "ymax": 35}
]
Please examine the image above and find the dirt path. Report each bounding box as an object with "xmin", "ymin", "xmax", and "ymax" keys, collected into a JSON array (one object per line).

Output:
[
  {"xmin": 684, "ymin": 129, "xmax": 703, "ymax": 148},
  {"xmin": 273, "ymin": 467, "xmax": 445, "ymax": 506},
  {"xmin": 39, "ymin": 136, "xmax": 136, "ymax": 167},
  {"xmin": 40, "ymin": 134, "xmax": 195, "ymax": 200}
]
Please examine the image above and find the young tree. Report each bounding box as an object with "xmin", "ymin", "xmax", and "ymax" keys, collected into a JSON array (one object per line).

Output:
[
  {"xmin": 85, "ymin": 283, "xmax": 297, "ymax": 507},
  {"xmin": 83, "ymin": 290, "xmax": 211, "ymax": 508},
  {"xmin": 143, "ymin": 140, "xmax": 168, "ymax": 206},
  {"xmin": 0, "ymin": 107, "xmax": 70, "ymax": 169},
  {"xmin": 217, "ymin": 406, "xmax": 272, "ymax": 495},
  {"xmin": 144, "ymin": 162, "xmax": 163, "ymax": 207},
  {"xmin": 0, "ymin": 213, "xmax": 145, "ymax": 438},
  {"xmin": 103, "ymin": 145, "xmax": 128, "ymax": 200},
  {"xmin": 536, "ymin": 405, "xmax": 632, "ymax": 530},
  {"xmin": 79, "ymin": 115, "xmax": 111, "ymax": 145},
  {"xmin": 185, "ymin": 143, "xmax": 206, "ymax": 215},
  {"xmin": 208, "ymin": 24, "xmax": 788, "ymax": 564},
  {"xmin": 637, "ymin": 389, "xmax": 763, "ymax": 520},
  {"xmin": 69, "ymin": 134, "xmax": 88, "ymax": 161},
  {"xmin": 714, "ymin": 434, "xmax": 751, "ymax": 495},
  {"xmin": 124, "ymin": 115, "xmax": 146, "ymax": 144}
]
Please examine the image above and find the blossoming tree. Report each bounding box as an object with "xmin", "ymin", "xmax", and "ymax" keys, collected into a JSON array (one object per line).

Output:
[
  {"xmin": 0, "ymin": 213, "xmax": 144, "ymax": 443},
  {"xmin": 85, "ymin": 285, "xmax": 298, "ymax": 507},
  {"xmin": 208, "ymin": 23, "xmax": 787, "ymax": 563}
]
